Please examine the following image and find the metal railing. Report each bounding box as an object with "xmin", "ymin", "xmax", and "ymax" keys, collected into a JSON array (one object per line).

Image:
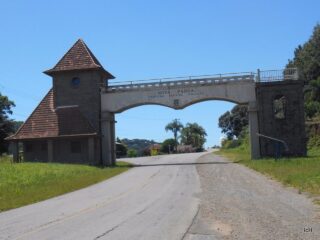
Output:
[
  {"xmin": 105, "ymin": 68, "xmax": 298, "ymax": 92},
  {"xmin": 257, "ymin": 133, "xmax": 289, "ymax": 159},
  {"xmin": 106, "ymin": 72, "xmax": 255, "ymax": 92},
  {"xmin": 257, "ymin": 68, "xmax": 298, "ymax": 82}
]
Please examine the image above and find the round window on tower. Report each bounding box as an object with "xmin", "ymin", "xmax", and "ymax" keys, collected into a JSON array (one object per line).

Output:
[{"xmin": 71, "ymin": 77, "xmax": 80, "ymax": 88}]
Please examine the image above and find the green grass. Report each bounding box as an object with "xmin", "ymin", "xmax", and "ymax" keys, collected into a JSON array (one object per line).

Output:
[
  {"xmin": 0, "ymin": 157, "xmax": 132, "ymax": 211},
  {"xmin": 217, "ymin": 147, "xmax": 320, "ymax": 196},
  {"xmin": 0, "ymin": 154, "xmax": 13, "ymax": 164}
]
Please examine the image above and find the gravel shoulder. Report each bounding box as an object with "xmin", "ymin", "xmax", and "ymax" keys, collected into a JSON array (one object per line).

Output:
[{"xmin": 184, "ymin": 153, "xmax": 320, "ymax": 240}]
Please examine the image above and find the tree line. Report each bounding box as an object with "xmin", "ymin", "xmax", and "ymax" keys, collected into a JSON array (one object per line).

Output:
[
  {"xmin": 165, "ymin": 119, "xmax": 207, "ymax": 152},
  {"xmin": 0, "ymin": 93, "xmax": 23, "ymax": 154},
  {"xmin": 116, "ymin": 119, "xmax": 207, "ymax": 157}
]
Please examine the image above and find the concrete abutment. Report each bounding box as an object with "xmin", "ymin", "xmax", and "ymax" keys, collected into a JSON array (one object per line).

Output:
[
  {"xmin": 248, "ymin": 101, "xmax": 261, "ymax": 159},
  {"xmin": 101, "ymin": 112, "xmax": 116, "ymax": 166}
]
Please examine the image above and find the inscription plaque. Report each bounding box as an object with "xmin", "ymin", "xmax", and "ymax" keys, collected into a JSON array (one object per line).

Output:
[{"xmin": 147, "ymin": 87, "xmax": 204, "ymax": 100}]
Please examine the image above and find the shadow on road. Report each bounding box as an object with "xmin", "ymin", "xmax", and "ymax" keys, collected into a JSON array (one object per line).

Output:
[{"xmin": 131, "ymin": 161, "xmax": 233, "ymax": 167}]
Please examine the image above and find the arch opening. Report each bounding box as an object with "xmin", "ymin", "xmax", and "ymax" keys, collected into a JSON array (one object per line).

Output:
[
  {"xmin": 115, "ymin": 100, "xmax": 239, "ymax": 155},
  {"xmin": 114, "ymin": 97, "xmax": 244, "ymax": 114}
]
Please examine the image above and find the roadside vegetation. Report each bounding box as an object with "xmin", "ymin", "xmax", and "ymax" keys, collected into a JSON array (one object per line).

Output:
[
  {"xmin": 116, "ymin": 119, "xmax": 208, "ymax": 157},
  {"xmin": 0, "ymin": 156, "xmax": 131, "ymax": 211},
  {"xmin": 218, "ymin": 134, "xmax": 320, "ymax": 196}
]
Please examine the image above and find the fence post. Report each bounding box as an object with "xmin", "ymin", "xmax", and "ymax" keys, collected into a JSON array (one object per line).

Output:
[{"xmin": 256, "ymin": 69, "xmax": 261, "ymax": 82}]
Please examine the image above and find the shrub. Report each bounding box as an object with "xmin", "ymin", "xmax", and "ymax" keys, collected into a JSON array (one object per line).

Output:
[
  {"xmin": 221, "ymin": 139, "xmax": 241, "ymax": 149},
  {"xmin": 221, "ymin": 127, "xmax": 249, "ymax": 150},
  {"xmin": 161, "ymin": 138, "xmax": 176, "ymax": 153},
  {"xmin": 127, "ymin": 149, "xmax": 137, "ymax": 158},
  {"xmin": 308, "ymin": 134, "xmax": 320, "ymax": 149}
]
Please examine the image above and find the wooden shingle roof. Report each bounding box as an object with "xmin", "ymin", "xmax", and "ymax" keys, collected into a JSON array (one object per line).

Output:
[
  {"xmin": 6, "ymin": 89, "xmax": 97, "ymax": 141},
  {"xmin": 44, "ymin": 39, "xmax": 115, "ymax": 79}
]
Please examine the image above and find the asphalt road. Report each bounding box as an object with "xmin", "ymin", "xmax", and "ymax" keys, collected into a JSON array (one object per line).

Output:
[
  {"xmin": 1, "ymin": 152, "xmax": 319, "ymax": 240},
  {"xmin": 0, "ymin": 152, "xmax": 207, "ymax": 240}
]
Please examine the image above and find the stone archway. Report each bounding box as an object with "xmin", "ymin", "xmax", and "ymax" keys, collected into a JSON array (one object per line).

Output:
[{"xmin": 100, "ymin": 76, "xmax": 260, "ymax": 166}]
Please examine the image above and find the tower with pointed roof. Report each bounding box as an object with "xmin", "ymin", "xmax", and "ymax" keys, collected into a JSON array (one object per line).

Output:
[
  {"xmin": 45, "ymin": 39, "xmax": 114, "ymax": 132},
  {"xmin": 7, "ymin": 39, "xmax": 115, "ymax": 164}
]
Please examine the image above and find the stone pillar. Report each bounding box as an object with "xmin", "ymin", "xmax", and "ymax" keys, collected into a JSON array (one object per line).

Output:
[
  {"xmin": 248, "ymin": 101, "xmax": 261, "ymax": 159},
  {"xmin": 48, "ymin": 140, "xmax": 53, "ymax": 162},
  {"xmin": 101, "ymin": 111, "xmax": 116, "ymax": 166},
  {"xmin": 88, "ymin": 137, "xmax": 95, "ymax": 163},
  {"xmin": 12, "ymin": 142, "xmax": 19, "ymax": 163},
  {"xmin": 256, "ymin": 81, "xmax": 306, "ymax": 157},
  {"xmin": 110, "ymin": 118, "xmax": 116, "ymax": 166}
]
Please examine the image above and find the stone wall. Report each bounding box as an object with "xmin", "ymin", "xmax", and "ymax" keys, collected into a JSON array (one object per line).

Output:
[
  {"xmin": 256, "ymin": 80, "xmax": 306, "ymax": 157},
  {"xmin": 53, "ymin": 138, "xmax": 89, "ymax": 163},
  {"xmin": 53, "ymin": 70, "xmax": 103, "ymax": 132},
  {"xmin": 50, "ymin": 70, "xmax": 103, "ymax": 165},
  {"xmin": 23, "ymin": 138, "xmax": 99, "ymax": 164},
  {"xmin": 23, "ymin": 140, "xmax": 48, "ymax": 162}
]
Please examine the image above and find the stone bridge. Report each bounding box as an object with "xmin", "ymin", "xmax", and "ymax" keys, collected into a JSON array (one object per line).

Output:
[
  {"xmin": 100, "ymin": 69, "xmax": 306, "ymax": 166},
  {"xmin": 102, "ymin": 74, "xmax": 256, "ymax": 112}
]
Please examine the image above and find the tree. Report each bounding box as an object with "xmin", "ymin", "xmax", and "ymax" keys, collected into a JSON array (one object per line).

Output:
[
  {"xmin": 218, "ymin": 105, "xmax": 248, "ymax": 139},
  {"xmin": 304, "ymin": 76, "xmax": 320, "ymax": 118},
  {"xmin": 160, "ymin": 138, "xmax": 176, "ymax": 154},
  {"xmin": 305, "ymin": 100, "xmax": 320, "ymax": 119},
  {"xmin": 127, "ymin": 149, "xmax": 137, "ymax": 158},
  {"xmin": 287, "ymin": 24, "xmax": 320, "ymax": 82},
  {"xmin": 286, "ymin": 24, "xmax": 320, "ymax": 118},
  {"xmin": 180, "ymin": 123, "xmax": 207, "ymax": 151},
  {"xmin": 165, "ymin": 119, "xmax": 183, "ymax": 152},
  {"xmin": 0, "ymin": 92, "xmax": 15, "ymax": 154},
  {"xmin": 13, "ymin": 121, "xmax": 23, "ymax": 132}
]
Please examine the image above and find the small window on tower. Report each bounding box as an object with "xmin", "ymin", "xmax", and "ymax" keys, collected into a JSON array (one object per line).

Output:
[
  {"xmin": 273, "ymin": 95, "xmax": 286, "ymax": 119},
  {"xmin": 71, "ymin": 77, "xmax": 80, "ymax": 88}
]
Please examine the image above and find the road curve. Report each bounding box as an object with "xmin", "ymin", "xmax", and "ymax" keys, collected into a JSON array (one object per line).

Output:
[{"xmin": 0, "ymin": 152, "xmax": 206, "ymax": 240}]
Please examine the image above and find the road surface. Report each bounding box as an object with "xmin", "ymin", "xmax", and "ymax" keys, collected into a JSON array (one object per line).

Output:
[{"xmin": 0, "ymin": 152, "xmax": 319, "ymax": 240}]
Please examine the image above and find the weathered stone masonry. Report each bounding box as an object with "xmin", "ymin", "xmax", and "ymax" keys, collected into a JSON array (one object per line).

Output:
[{"xmin": 256, "ymin": 80, "xmax": 306, "ymax": 156}]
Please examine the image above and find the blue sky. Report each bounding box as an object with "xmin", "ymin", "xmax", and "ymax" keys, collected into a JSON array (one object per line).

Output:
[{"xmin": 0, "ymin": 0, "xmax": 319, "ymax": 147}]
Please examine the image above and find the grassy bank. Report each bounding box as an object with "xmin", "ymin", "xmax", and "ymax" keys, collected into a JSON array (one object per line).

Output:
[
  {"xmin": 0, "ymin": 157, "xmax": 132, "ymax": 211},
  {"xmin": 217, "ymin": 147, "xmax": 320, "ymax": 197}
]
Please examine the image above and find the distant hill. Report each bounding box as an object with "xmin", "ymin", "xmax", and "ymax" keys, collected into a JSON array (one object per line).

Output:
[{"xmin": 121, "ymin": 138, "xmax": 160, "ymax": 155}]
